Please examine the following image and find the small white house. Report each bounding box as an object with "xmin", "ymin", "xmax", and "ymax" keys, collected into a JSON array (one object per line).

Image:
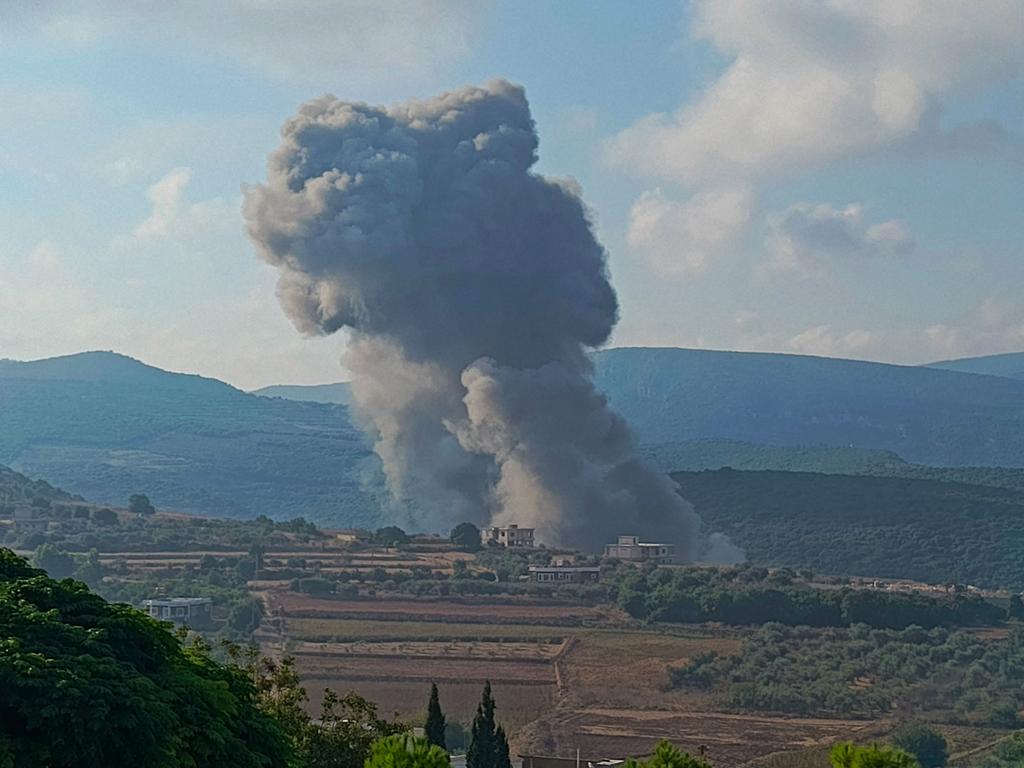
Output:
[
  {"xmin": 142, "ymin": 597, "xmax": 213, "ymax": 625},
  {"xmin": 488, "ymin": 524, "xmax": 535, "ymax": 548}
]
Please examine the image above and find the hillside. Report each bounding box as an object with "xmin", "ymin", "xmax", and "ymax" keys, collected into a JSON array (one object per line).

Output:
[
  {"xmin": 0, "ymin": 463, "xmax": 79, "ymax": 507},
  {"xmin": 252, "ymin": 382, "xmax": 351, "ymax": 405},
  {"xmin": 593, "ymin": 347, "xmax": 1024, "ymax": 467},
  {"xmin": 0, "ymin": 351, "xmax": 385, "ymax": 525},
  {"xmin": 674, "ymin": 468, "xmax": 1024, "ymax": 588},
  {"xmin": 927, "ymin": 351, "xmax": 1024, "ymax": 381},
  {"xmin": 259, "ymin": 348, "xmax": 1024, "ymax": 467}
]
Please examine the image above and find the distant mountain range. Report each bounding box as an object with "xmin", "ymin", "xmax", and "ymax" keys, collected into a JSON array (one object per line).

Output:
[
  {"xmin": 252, "ymin": 347, "xmax": 1024, "ymax": 468},
  {"xmin": 0, "ymin": 351, "xmax": 385, "ymax": 525},
  {"xmin": 5, "ymin": 346, "xmax": 1024, "ymax": 524},
  {"xmin": 926, "ymin": 351, "xmax": 1024, "ymax": 381}
]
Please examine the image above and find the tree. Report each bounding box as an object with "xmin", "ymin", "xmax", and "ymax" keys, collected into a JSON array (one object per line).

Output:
[
  {"xmin": 425, "ymin": 682, "xmax": 447, "ymax": 751},
  {"xmin": 467, "ymin": 681, "xmax": 507, "ymax": 768},
  {"xmin": 494, "ymin": 726, "xmax": 511, "ymax": 768},
  {"xmin": 249, "ymin": 541, "xmax": 266, "ymax": 573},
  {"xmin": 450, "ymin": 522, "xmax": 482, "ymax": 551},
  {"xmin": 367, "ymin": 734, "xmax": 450, "ymax": 768},
  {"xmin": 830, "ymin": 742, "xmax": 921, "ymax": 768},
  {"xmin": 72, "ymin": 549, "xmax": 106, "ymax": 586},
  {"xmin": 234, "ymin": 645, "xmax": 407, "ymax": 768},
  {"xmin": 1008, "ymin": 594, "xmax": 1024, "ymax": 621},
  {"xmin": 0, "ymin": 548, "xmax": 292, "ymax": 767},
  {"xmin": 374, "ymin": 526, "xmax": 410, "ymax": 548},
  {"xmin": 128, "ymin": 494, "xmax": 156, "ymax": 516},
  {"xmin": 891, "ymin": 724, "xmax": 948, "ymax": 768},
  {"xmin": 625, "ymin": 741, "xmax": 711, "ymax": 768},
  {"xmin": 92, "ymin": 507, "xmax": 118, "ymax": 526},
  {"xmin": 31, "ymin": 543, "xmax": 74, "ymax": 579},
  {"xmin": 302, "ymin": 689, "xmax": 406, "ymax": 768}
]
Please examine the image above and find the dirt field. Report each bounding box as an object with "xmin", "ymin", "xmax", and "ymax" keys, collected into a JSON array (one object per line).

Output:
[
  {"xmin": 290, "ymin": 639, "xmax": 565, "ymax": 661},
  {"xmin": 520, "ymin": 708, "xmax": 877, "ymax": 767},
  {"xmin": 265, "ymin": 593, "xmax": 622, "ymax": 624},
  {"xmin": 283, "ymin": 617, "xmax": 572, "ymax": 642}
]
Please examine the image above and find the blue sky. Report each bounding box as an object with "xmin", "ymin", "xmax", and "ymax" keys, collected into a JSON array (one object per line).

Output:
[{"xmin": 0, "ymin": 0, "xmax": 1021, "ymax": 389}]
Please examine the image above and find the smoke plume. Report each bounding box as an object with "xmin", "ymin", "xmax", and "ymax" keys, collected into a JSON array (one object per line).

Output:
[{"xmin": 244, "ymin": 80, "xmax": 703, "ymax": 555}]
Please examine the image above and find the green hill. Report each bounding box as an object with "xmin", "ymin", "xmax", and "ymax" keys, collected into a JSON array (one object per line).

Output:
[
  {"xmin": 593, "ymin": 347, "xmax": 1024, "ymax": 467},
  {"xmin": 674, "ymin": 468, "xmax": 1024, "ymax": 588},
  {"xmin": 0, "ymin": 351, "xmax": 385, "ymax": 525},
  {"xmin": 0, "ymin": 463, "xmax": 79, "ymax": 507},
  {"xmin": 926, "ymin": 351, "xmax": 1024, "ymax": 381}
]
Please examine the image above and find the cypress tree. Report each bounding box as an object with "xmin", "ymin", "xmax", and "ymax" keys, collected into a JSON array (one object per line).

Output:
[
  {"xmin": 467, "ymin": 681, "xmax": 497, "ymax": 768},
  {"xmin": 425, "ymin": 682, "xmax": 447, "ymax": 751},
  {"xmin": 495, "ymin": 725, "xmax": 512, "ymax": 768}
]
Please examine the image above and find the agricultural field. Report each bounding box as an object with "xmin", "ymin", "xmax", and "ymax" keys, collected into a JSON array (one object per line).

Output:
[{"xmin": 16, "ymin": 501, "xmax": 1024, "ymax": 767}]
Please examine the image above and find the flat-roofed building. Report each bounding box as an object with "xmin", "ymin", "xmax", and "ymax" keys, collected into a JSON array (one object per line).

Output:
[
  {"xmin": 488, "ymin": 524, "xmax": 535, "ymax": 548},
  {"xmin": 142, "ymin": 597, "xmax": 213, "ymax": 626},
  {"xmin": 603, "ymin": 535, "xmax": 675, "ymax": 564}
]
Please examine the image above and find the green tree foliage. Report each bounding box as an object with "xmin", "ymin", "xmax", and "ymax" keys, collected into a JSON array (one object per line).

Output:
[
  {"xmin": 128, "ymin": 493, "xmax": 156, "ymax": 516},
  {"xmin": 624, "ymin": 741, "xmax": 711, "ymax": 768},
  {"xmin": 467, "ymin": 682, "xmax": 509, "ymax": 768},
  {"xmin": 91, "ymin": 507, "xmax": 118, "ymax": 526},
  {"xmin": 610, "ymin": 564, "xmax": 1005, "ymax": 630},
  {"xmin": 978, "ymin": 732, "xmax": 1024, "ymax": 767},
  {"xmin": 425, "ymin": 683, "xmax": 447, "ymax": 751},
  {"xmin": 303, "ymin": 689, "xmax": 407, "ymax": 768},
  {"xmin": 672, "ymin": 468, "xmax": 1024, "ymax": 589},
  {"xmin": 366, "ymin": 734, "xmax": 450, "ymax": 768},
  {"xmin": 373, "ymin": 526, "xmax": 410, "ymax": 548},
  {"xmin": 672, "ymin": 623, "xmax": 1024, "ymax": 722},
  {"xmin": 493, "ymin": 726, "xmax": 511, "ymax": 768},
  {"xmin": 830, "ymin": 742, "xmax": 920, "ymax": 768},
  {"xmin": 71, "ymin": 548, "xmax": 105, "ymax": 587},
  {"xmin": 450, "ymin": 523, "xmax": 482, "ymax": 551},
  {"xmin": 0, "ymin": 548, "xmax": 291, "ymax": 767},
  {"xmin": 237, "ymin": 647, "xmax": 407, "ymax": 768},
  {"xmin": 890, "ymin": 724, "xmax": 948, "ymax": 768},
  {"xmin": 31, "ymin": 543, "xmax": 74, "ymax": 579}
]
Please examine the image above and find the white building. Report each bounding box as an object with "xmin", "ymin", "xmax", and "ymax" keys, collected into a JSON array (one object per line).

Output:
[
  {"xmin": 488, "ymin": 524, "xmax": 535, "ymax": 548},
  {"xmin": 143, "ymin": 597, "xmax": 213, "ymax": 625},
  {"xmin": 603, "ymin": 535, "xmax": 675, "ymax": 564}
]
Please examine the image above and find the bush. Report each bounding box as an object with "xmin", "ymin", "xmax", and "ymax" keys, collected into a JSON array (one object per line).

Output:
[{"xmin": 890, "ymin": 724, "xmax": 948, "ymax": 768}]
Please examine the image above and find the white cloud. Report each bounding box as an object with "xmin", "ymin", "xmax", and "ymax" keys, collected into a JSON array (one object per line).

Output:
[
  {"xmin": 112, "ymin": 167, "xmax": 239, "ymax": 263},
  {"xmin": 0, "ymin": 241, "xmax": 129, "ymax": 358},
  {"xmin": 627, "ymin": 186, "xmax": 752, "ymax": 274},
  {"xmin": 765, "ymin": 202, "xmax": 914, "ymax": 275},
  {"xmin": 606, "ymin": 0, "xmax": 1024, "ymax": 184},
  {"xmin": 6, "ymin": 1, "xmax": 483, "ymax": 86},
  {"xmin": 788, "ymin": 324, "xmax": 876, "ymax": 357},
  {"xmin": 922, "ymin": 298, "xmax": 1024, "ymax": 361}
]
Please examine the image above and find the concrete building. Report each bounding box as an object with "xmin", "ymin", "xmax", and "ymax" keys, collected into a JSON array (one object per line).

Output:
[
  {"xmin": 529, "ymin": 564, "xmax": 600, "ymax": 584},
  {"xmin": 143, "ymin": 597, "xmax": 213, "ymax": 625},
  {"xmin": 488, "ymin": 524, "xmax": 535, "ymax": 548},
  {"xmin": 604, "ymin": 535, "xmax": 675, "ymax": 564}
]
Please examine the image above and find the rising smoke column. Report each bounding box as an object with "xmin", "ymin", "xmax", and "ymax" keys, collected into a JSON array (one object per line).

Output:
[{"xmin": 244, "ymin": 79, "xmax": 702, "ymax": 555}]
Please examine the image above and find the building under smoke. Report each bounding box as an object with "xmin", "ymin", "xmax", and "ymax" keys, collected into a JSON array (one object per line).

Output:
[{"xmin": 244, "ymin": 79, "xmax": 707, "ymax": 557}]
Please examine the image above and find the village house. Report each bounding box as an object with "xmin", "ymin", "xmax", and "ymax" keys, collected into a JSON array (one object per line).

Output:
[
  {"xmin": 488, "ymin": 524, "xmax": 535, "ymax": 548},
  {"xmin": 142, "ymin": 597, "xmax": 213, "ymax": 626},
  {"xmin": 603, "ymin": 535, "xmax": 676, "ymax": 564}
]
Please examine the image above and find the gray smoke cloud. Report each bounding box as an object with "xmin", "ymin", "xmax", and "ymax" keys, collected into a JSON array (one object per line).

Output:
[{"xmin": 244, "ymin": 79, "xmax": 703, "ymax": 556}]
